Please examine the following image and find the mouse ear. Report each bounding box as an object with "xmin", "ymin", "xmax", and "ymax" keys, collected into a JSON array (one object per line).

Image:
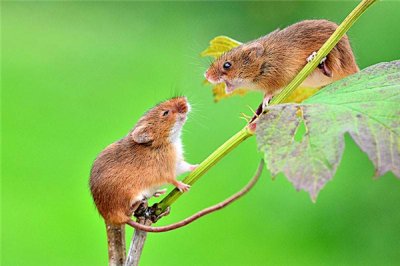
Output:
[
  {"xmin": 246, "ymin": 43, "xmax": 264, "ymax": 58},
  {"xmin": 131, "ymin": 124, "xmax": 153, "ymax": 144}
]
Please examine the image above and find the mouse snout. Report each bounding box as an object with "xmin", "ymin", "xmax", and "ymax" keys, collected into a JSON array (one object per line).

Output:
[
  {"xmin": 204, "ymin": 69, "xmax": 215, "ymax": 82},
  {"xmin": 176, "ymin": 102, "xmax": 188, "ymax": 114},
  {"xmin": 204, "ymin": 68, "xmax": 221, "ymax": 84}
]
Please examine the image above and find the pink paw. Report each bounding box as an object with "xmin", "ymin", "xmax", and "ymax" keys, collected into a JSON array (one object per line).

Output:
[
  {"xmin": 189, "ymin": 164, "xmax": 199, "ymax": 171},
  {"xmin": 262, "ymin": 95, "xmax": 272, "ymax": 110},
  {"xmin": 176, "ymin": 181, "xmax": 191, "ymax": 193},
  {"xmin": 153, "ymin": 188, "xmax": 167, "ymax": 197}
]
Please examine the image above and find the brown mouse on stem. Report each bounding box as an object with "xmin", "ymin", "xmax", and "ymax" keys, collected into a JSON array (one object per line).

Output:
[
  {"xmin": 204, "ymin": 20, "xmax": 359, "ymax": 108},
  {"xmin": 89, "ymin": 97, "xmax": 197, "ymax": 262}
]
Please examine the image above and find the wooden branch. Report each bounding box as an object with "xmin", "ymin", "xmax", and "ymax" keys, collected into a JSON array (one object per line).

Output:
[
  {"xmin": 125, "ymin": 218, "xmax": 152, "ymax": 266},
  {"xmin": 106, "ymin": 223, "xmax": 126, "ymax": 266}
]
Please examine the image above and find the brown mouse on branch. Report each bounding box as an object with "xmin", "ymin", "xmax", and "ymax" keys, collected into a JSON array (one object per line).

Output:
[
  {"xmin": 204, "ymin": 20, "xmax": 359, "ymax": 107},
  {"xmin": 89, "ymin": 97, "xmax": 198, "ymax": 261}
]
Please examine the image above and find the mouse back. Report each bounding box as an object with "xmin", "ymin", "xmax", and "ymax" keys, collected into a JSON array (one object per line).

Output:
[{"xmin": 205, "ymin": 19, "xmax": 359, "ymax": 95}]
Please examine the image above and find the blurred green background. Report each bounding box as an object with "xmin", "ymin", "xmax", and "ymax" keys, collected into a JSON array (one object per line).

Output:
[{"xmin": 2, "ymin": 1, "xmax": 400, "ymax": 265}]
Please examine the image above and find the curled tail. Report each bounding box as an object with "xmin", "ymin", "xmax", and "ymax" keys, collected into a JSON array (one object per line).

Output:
[{"xmin": 126, "ymin": 160, "xmax": 265, "ymax": 233}]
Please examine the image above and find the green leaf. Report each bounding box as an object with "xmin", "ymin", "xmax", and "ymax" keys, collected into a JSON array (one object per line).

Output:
[
  {"xmin": 256, "ymin": 60, "xmax": 400, "ymax": 201},
  {"xmin": 200, "ymin": 35, "xmax": 242, "ymax": 58}
]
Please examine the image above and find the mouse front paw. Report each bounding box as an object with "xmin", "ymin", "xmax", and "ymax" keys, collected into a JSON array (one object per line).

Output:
[
  {"xmin": 307, "ymin": 51, "xmax": 318, "ymax": 63},
  {"xmin": 153, "ymin": 188, "xmax": 167, "ymax": 197},
  {"xmin": 176, "ymin": 181, "xmax": 191, "ymax": 193},
  {"xmin": 189, "ymin": 164, "xmax": 199, "ymax": 171},
  {"xmin": 307, "ymin": 51, "xmax": 327, "ymax": 66}
]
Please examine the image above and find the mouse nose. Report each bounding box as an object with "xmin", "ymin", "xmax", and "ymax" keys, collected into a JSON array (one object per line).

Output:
[
  {"xmin": 176, "ymin": 101, "xmax": 188, "ymax": 114},
  {"xmin": 204, "ymin": 70, "xmax": 217, "ymax": 84}
]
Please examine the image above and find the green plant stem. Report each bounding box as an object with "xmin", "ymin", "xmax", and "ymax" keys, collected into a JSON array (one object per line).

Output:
[
  {"xmin": 270, "ymin": 0, "xmax": 377, "ymax": 104},
  {"xmin": 155, "ymin": 0, "xmax": 377, "ymax": 215},
  {"xmin": 156, "ymin": 126, "xmax": 253, "ymax": 213}
]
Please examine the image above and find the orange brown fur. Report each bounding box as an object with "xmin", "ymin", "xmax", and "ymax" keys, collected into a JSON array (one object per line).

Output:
[
  {"xmin": 205, "ymin": 20, "xmax": 359, "ymax": 96},
  {"xmin": 90, "ymin": 97, "xmax": 189, "ymax": 225}
]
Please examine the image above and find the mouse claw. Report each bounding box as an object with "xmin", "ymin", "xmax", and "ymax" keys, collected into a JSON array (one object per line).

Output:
[
  {"xmin": 307, "ymin": 51, "xmax": 328, "ymax": 66},
  {"xmin": 307, "ymin": 51, "xmax": 317, "ymax": 63},
  {"xmin": 176, "ymin": 181, "xmax": 191, "ymax": 193}
]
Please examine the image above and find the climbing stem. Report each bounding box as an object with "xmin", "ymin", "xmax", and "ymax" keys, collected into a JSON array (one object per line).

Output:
[
  {"xmin": 156, "ymin": 126, "xmax": 254, "ymax": 213},
  {"xmin": 271, "ymin": 0, "xmax": 377, "ymax": 104},
  {"xmin": 155, "ymin": 0, "xmax": 377, "ymax": 215}
]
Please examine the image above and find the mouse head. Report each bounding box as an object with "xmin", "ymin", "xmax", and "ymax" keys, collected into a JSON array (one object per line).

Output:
[
  {"xmin": 204, "ymin": 42, "xmax": 265, "ymax": 93},
  {"xmin": 131, "ymin": 97, "xmax": 190, "ymax": 146}
]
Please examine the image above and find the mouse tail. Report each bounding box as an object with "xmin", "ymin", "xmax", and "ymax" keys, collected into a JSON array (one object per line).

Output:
[
  {"xmin": 127, "ymin": 160, "xmax": 265, "ymax": 233},
  {"xmin": 126, "ymin": 190, "xmax": 251, "ymax": 232},
  {"xmin": 127, "ymin": 215, "xmax": 196, "ymax": 233},
  {"xmin": 105, "ymin": 222, "xmax": 126, "ymax": 265}
]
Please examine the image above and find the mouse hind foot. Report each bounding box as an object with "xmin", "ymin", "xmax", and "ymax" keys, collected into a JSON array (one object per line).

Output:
[
  {"xmin": 307, "ymin": 51, "xmax": 332, "ymax": 77},
  {"xmin": 153, "ymin": 188, "xmax": 167, "ymax": 197},
  {"xmin": 262, "ymin": 94, "xmax": 272, "ymax": 110}
]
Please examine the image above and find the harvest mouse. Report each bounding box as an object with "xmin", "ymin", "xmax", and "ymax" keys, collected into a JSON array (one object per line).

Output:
[
  {"xmin": 204, "ymin": 20, "xmax": 359, "ymax": 107},
  {"xmin": 90, "ymin": 96, "xmax": 197, "ymax": 227}
]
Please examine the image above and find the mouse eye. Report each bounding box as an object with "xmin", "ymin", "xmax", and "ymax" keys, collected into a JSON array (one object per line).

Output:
[
  {"xmin": 162, "ymin": 110, "xmax": 170, "ymax": 116},
  {"xmin": 223, "ymin": 62, "xmax": 232, "ymax": 70}
]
